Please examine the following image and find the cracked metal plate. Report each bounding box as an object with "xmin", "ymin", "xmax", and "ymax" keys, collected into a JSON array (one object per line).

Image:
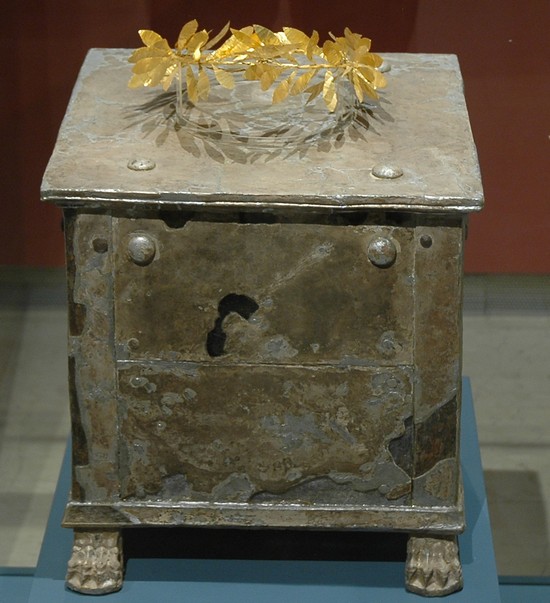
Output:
[
  {"xmin": 114, "ymin": 218, "xmax": 414, "ymax": 366},
  {"xmin": 117, "ymin": 364, "xmax": 413, "ymax": 506}
]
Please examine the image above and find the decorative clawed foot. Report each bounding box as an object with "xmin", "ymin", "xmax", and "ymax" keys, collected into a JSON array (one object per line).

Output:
[
  {"xmin": 405, "ymin": 535, "xmax": 463, "ymax": 597},
  {"xmin": 66, "ymin": 529, "xmax": 124, "ymax": 594}
]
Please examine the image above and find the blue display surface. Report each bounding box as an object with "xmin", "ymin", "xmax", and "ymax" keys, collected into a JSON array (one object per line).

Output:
[{"xmin": 27, "ymin": 378, "xmax": 501, "ymax": 602}]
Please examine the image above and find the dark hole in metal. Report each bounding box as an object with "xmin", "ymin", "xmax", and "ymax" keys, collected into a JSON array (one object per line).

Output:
[
  {"xmin": 159, "ymin": 210, "xmax": 195, "ymax": 229},
  {"xmin": 206, "ymin": 293, "xmax": 259, "ymax": 357}
]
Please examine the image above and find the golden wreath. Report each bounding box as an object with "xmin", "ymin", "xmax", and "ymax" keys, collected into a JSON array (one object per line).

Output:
[{"xmin": 128, "ymin": 21, "xmax": 387, "ymax": 113}]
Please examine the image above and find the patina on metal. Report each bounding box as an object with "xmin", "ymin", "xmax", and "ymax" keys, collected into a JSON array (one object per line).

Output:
[{"xmin": 42, "ymin": 49, "xmax": 483, "ymax": 596}]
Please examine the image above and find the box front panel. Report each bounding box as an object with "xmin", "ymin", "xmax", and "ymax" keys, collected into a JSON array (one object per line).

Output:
[
  {"xmin": 117, "ymin": 364, "xmax": 413, "ymax": 506},
  {"xmin": 113, "ymin": 218, "xmax": 414, "ymax": 366}
]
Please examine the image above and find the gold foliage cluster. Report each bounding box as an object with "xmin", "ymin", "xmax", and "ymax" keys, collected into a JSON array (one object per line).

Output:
[{"xmin": 128, "ymin": 20, "xmax": 387, "ymax": 112}]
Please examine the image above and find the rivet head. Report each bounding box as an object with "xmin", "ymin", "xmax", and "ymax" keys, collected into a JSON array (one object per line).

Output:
[
  {"xmin": 92, "ymin": 238, "xmax": 108, "ymax": 253},
  {"xmin": 127, "ymin": 158, "xmax": 156, "ymax": 171},
  {"xmin": 420, "ymin": 234, "xmax": 433, "ymax": 248},
  {"xmin": 128, "ymin": 234, "xmax": 156, "ymax": 266},
  {"xmin": 367, "ymin": 236, "xmax": 397, "ymax": 268},
  {"xmin": 372, "ymin": 164, "xmax": 403, "ymax": 179},
  {"xmin": 127, "ymin": 338, "xmax": 140, "ymax": 351}
]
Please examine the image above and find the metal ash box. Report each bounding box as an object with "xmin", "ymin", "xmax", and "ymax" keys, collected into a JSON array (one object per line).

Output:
[{"xmin": 42, "ymin": 49, "xmax": 483, "ymax": 596}]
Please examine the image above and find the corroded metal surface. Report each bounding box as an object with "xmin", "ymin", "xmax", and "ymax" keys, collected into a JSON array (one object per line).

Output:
[
  {"xmin": 43, "ymin": 49, "xmax": 485, "ymax": 596},
  {"xmin": 113, "ymin": 217, "xmax": 414, "ymax": 365},
  {"xmin": 41, "ymin": 50, "xmax": 483, "ymax": 212},
  {"xmin": 118, "ymin": 364, "xmax": 412, "ymax": 504}
]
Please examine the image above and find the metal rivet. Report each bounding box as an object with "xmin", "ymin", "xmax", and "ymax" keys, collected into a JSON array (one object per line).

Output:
[
  {"xmin": 367, "ymin": 236, "xmax": 397, "ymax": 268},
  {"xmin": 420, "ymin": 234, "xmax": 433, "ymax": 248},
  {"xmin": 127, "ymin": 158, "xmax": 156, "ymax": 171},
  {"xmin": 372, "ymin": 164, "xmax": 403, "ymax": 179},
  {"xmin": 128, "ymin": 338, "xmax": 140, "ymax": 351},
  {"xmin": 92, "ymin": 238, "xmax": 108, "ymax": 253},
  {"xmin": 128, "ymin": 234, "xmax": 156, "ymax": 266}
]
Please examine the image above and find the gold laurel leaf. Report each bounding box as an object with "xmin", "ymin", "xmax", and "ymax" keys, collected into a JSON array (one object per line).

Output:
[
  {"xmin": 139, "ymin": 30, "xmax": 164, "ymax": 47},
  {"xmin": 128, "ymin": 72, "xmax": 151, "ymax": 88},
  {"xmin": 260, "ymin": 65, "xmax": 281, "ymax": 91},
  {"xmin": 254, "ymin": 24, "xmax": 280, "ymax": 45},
  {"xmin": 230, "ymin": 28, "xmax": 260, "ymax": 50},
  {"xmin": 131, "ymin": 56, "xmax": 166, "ymax": 74},
  {"xmin": 282, "ymin": 27, "xmax": 310, "ymax": 48},
  {"xmin": 290, "ymin": 70, "xmax": 315, "ymax": 95},
  {"xmin": 176, "ymin": 19, "xmax": 198, "ymax": 50},
  {"xmin": 204, "ymin": 21, "xmax": 230, "ymax": 50},
  {"xmin": 161, "ymin": 65, "xmax": 178, "ymax": 91},
  {"xmin": 272, "ymin": 77, "xmax": 291, "ymax": 104},
  {"xmin": 306, "ymin": 30, "xmax": 320, "ymax": 60},
  {"xmin": 244, "ymin": 64, "xmax": 261, "ymax": 80},
  {"xmin": 305, "ymin": 80, "xmax": 323, "ymax": 104},
  {"xmin": 213, "ymin": 66, "xmax": 235, "ymax": 89},
  {"xmin": 322, "ymin": 40, "xmax": 342, "ymax": 65}
]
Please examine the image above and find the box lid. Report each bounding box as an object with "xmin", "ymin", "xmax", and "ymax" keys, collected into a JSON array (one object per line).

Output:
[{"xmin": 41, "ymin": 49, "xmax": 483, "ymax": 213}]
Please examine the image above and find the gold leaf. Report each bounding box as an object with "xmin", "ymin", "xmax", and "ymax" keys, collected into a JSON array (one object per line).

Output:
[
  {"xmin": 129, "ymin": 46, "xmax": 169, "ymax": 64},
  {"xmin": 244, "ymin": 64, "xmax": 261, "ymax": 81},
  {"xmin": 128, "ymin": 72, "xmax": 151, "ymax": 88},
  {"xmin": 355, "ymin": 68, "xmax": 378, "ymax": 99},
  {"xmin": 139, "ymin": 29, "xmax": 164, "ymax": 47},
  {"xmin": 282, "ymin": 27, "xmax": 310, "ymax": 48},
  {"xmin": 187, "ymin": 30, "xmax": 209, "ymax": 58},
  {"xmin": 260, "ymin": 65, "xmax": 281, "ymax": 91},
  {"xmin": 176, "ymin": 19, "xmax": 198, "ymax": 50},
  {"xmin": 197, "ymin": 66, "xmax": 211, "ymax": 100},
  {"xmin": 373, "ymin": 69, "xmax": 386, "ymax": 89},
  {"xmin": 272, "ymin": 76, "xmax": 291, "ymax": 104},
  {"xmin": 132, "ymin": 56, "xmax": 166, "ymax": 74},
  {"xmin": 213, "ymin": 66, "xmax": 235, "ymax": 89},
  {"xmin": 253, "ymin": 24, "xmax": 279, "ymax": 45},
  {"xmin": 322, "ymin": 70, "xmax": 337, "ymax": 112},
  {"xmin": 306, "ymin": 30, "xmax": 320, "ymax": 60},
  {"xmin": 161, "ymin": 64, "xmax": 179, "ymax": 91},
  {"xmin": 186, "ymin": 66, "xmax": 198, "ymax": 104},
  {"xmin": 290, "ymin": 70, "xmax": 315, "ymax": 95},
  {"xmin": 204, "ymin": 21, "xmax": 230, "ymax": 50},
  {"xmin": 230, "ymin": 28, "xmax": 260, "ymax": 50},
  {"xmin": 304, "ymin": 80, "xmax": 323, "ymax": 104},
  {"xmin": 345, "ymin": 28, "xmax": 371, "ymax": 51},
  {"xmin": 322, "ymin": 40, "xmax": 342, "ymax": 65}
]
